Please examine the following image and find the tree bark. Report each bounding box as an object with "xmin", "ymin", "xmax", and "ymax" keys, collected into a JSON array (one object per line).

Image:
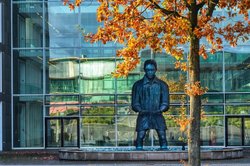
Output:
[
  {"xmin": 188, "ymin": 36, "xmax": 201, "ymax": 166},
  {"xmin": 188, "ymin": 3, "xmax": 201, "ymax": 166}
]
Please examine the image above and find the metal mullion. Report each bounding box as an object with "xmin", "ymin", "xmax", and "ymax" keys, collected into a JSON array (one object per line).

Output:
[
  {"xmin": 42, "ymin": 0, "xmax": 46, "ymax": 149},
  {"xmin": 222, "ymin": 50, "xmax": 226, "ymax": 147},
  {"xmin": 11, "ymin": 0, "xmax": 14, "ymax": 150}
]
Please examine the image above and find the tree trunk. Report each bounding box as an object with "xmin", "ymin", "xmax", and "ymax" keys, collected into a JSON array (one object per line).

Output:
[
  {"xmin": 188, "ymin": 4, "xmax": 201, "ymax": 165},
  {"xmin": 188, "ymin": 37, "xmax": 201, "ymax": 166}
]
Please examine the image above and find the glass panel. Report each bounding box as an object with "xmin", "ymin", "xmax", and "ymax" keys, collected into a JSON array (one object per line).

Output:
[
  {"xmin": 117, "ymin": 116, "xmax": 136, "ymax": 146},
  {"xmin": 200, "ymin": 52, "xmax": 223, "ymax": 92},
  {"xmin": 46, "ymin": 119, "xmax": 61, "ymax": 147},
  {"xmin": 244, "ymin": 118, "xmax": 250, "ymax": 146},
  {"xmin": 227, "ymin": 118, "xmax": 242, "ymax": 146},
  {"xmin": 170, "ymin": 94, "xmax": 187, "ymax": 104},
  {"xmin": 46, "ymin": 105, "xmax": 79, "ymax": 116},
  {"xmin": 45, "ymin": 95, "xmax": 79, "ymax": 105},
  {"xmin": 117, "ymin": 74, "xmax": 141, "ymax": 94},
  {"xmin": 117, "ymin": 94, "xmax": 131, "ymax": 104},
  {"xmin": 117, "ymin": 106, "xmax": 135, "ymax": 115},
  {"xmin": 13, "ymin": 3, "xmax": 43, "ymax": 48},
  {"xmin": 226, "ymin": 94, "xmax": 250, "ymax": 103},
  {"xmin": 81, "ymin": 47, "xmax": 118, "ymax": 58},
  {"xmin": 81, "ymin": 106, "xmax": 115, "ymax": 116},
  {"xmin": 116, "ymin": 58, "xmax": 141, "ymax": 94},
  {"xmin": 226, "ymin": 105, "xmax": 250, "ymax": 115},
  {"xmin": 80, "ymin": 4, "xmax": 118, "ymax": 49},
  {"xmin": 156, "ymin": 54, "xmax": 187, "ymax": 94},
  {"xmin": 63, "ymin": 119, "xmax": 78, "ymax": 147},
  {"xmin": 225, "ymin": 52, "xmax": 250, "ymax": 92},
  {"xmin": 202, "ymin": 94, "xmax": 224, "ymax": 103},
  {"xmin": 45, "ymin": 2, "xmax": 80, "ymax": 47},
  {"xmin": 13, "ymin": 96, "xmax": 43, "ymax": 147},
  {"xmin": 45, "ymin": 49, "xmax": 80, "ymax": 94},
  {"xmin": 81, "ymin": 94, "xmax": 115, "ymax": 105},
  {"xmin": 79, "ymin": 59, "xmax": 116, "ymax": 93},
  {"xmin": 167, "ymin": 105, "xmax": 189, "ymax": 115},
  {"xmin": 13, "ymin": 50, "xmax": 43, "ymax": 94},
  {"xmin": 201, "ymin": 116, "xmax": 224, "ymax": 146},
  {"xmin": 166, "ymin": 118, "xmax": 186, "ymax": 146},
  {"xmin": 80, "ymin": 117, "xmax": 116, "ymax": 147},
  {"xmin": 203, "ymin": 105, "xmax": 224, "ymax": 115}
]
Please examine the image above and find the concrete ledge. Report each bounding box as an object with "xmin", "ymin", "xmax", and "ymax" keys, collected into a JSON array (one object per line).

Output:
[{"xmin": 59, "ymin": 147, "xmax": 243, "ymax": 161}]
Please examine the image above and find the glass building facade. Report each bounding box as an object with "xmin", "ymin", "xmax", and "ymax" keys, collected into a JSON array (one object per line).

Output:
[{"xmin": 9, "ymin": 0, "xmax": 250, "ymax": 149}]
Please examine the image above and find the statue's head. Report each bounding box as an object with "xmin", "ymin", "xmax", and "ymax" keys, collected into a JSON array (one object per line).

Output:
[{"xmin": 144, "ymin": 59, "xmax": 157, "ymax": 80}]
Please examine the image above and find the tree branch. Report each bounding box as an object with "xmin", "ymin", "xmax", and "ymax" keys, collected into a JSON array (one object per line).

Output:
[
  {"xmin": 197, "ymin": 1, "xmax": 206, "ymax": 10},
  {"xmin": 148, "ymin": 0, "xmax": 188, "ymax": 20},
  {"xmin": 149, "ymin": 0, "xmax": 177, "ymax": 15},
  {"xmin": 183, "ymin": 0, "xmax": 191, "ymax": 9},
  {"xmin": 207, "ymin": 0, "xmax": 219, "ymax": 17}
]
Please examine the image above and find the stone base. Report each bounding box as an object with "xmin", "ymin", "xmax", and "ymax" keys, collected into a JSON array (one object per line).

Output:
[{"xmin": 59, "ymin": 147, "xmax": 243, "ymax": 161}]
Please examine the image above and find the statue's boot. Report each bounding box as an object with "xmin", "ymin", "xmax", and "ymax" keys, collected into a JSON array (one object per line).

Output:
[
  {"xmin": 135, "ymin": 131, "xmax": 146, "ymax": 150},
  {"xmin": 135, "ymin": 139, "xmax": 143, "ymax": 150},
  {"xmin": 158, "ymin": 130, "xmax": 168, "ymax": 150}
]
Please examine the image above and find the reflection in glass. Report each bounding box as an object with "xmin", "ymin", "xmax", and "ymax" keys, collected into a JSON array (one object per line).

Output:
[
  {"xmin": 203, "ymin": 105, "xmax": 224, "ymax": 115},
  {"xmin": 201, "ymin": 116, "xmax": 224, "ymax": 146},
  {"xmin": 81, "ymin": 94, "xmax": 115, "ymax": 105},
  {"xmin": 244, "ymin": 118, "xmax": 250, "ymax": 146},
  {"xmin": 201, "ymin": 52, "xmax": 223, "ymax": 92},
  {"xmin": 81, "ymin": 117, "xmax": 115, "ymax": 147},
  {"xmin": 202, "ymin": 94, "xmax": 224, "ymax": 103},
  {"xmin": 45, "ymin": 95, "xmax": 79, "ymax": 105},
  {"xmin": 117, "ymin": 116, "xmax": 136, "ymax": 146},
  {"xmin": 117, "ymin": 95, "xmax": 131, "ymax": 104},
  {"xmin": 13, "ymin": 50, "xmax": 43, "ymax": 94},
  {"xmin": 227, "ymin": 118, "xmax": 242, "ymax": 146},
  {"xmin": 63, "ymin": 119, "xmax": 78, "ymax": 146},
  {"xmin": 81, "ymin": 106, "xmax": 115, "ymax": 116},
  {"xmin": 116, "ymin": 58, "xmax": 141, "ymax": 94},
  {"xmin": 117, "ymin": 106, "xmax": 135, "ymax": 115},
  {"xmin": 226, "ymin": 105, "xmax": 250, "ymax": 115},
  {"xmin": 225, "ymin": 52, "xmax": 250, "ymax": 92},
  {"xmin": 45, "ymin": 2, "xmax": 80, "ymax": 48},
  {"xmin": 46, "ymin": 119, "xmax": 61, "ymax": 147},
  {"xmin": 167, "ymin": 105, "xmax": 188, "ymax": 115},
  {"xmin": 46, "ymin": 105, "xmax": 79, "ymax": 116},
  {"xmin": 79, "ymin": 60, "xmax": 116, "ymax": 93},
  {"xmin": 13, "ymin": 96, "xmax": 43, "ymax": 147},
  {"xmin": 13, "ymin": 3, "xmax": 43, "ymax": 48},
  {"xmin": 226, "ymin": 94, "xmax": 250, "ymax": 103},
  {"xmin": 46, "ymin": 50, "xmax": 80, "ymax": 94},
  {"xmin": 165, "ymin": 118, "xmax": 187, "ymax": 146}
]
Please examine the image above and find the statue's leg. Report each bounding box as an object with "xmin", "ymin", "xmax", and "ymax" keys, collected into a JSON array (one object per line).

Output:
[
  {"xmin": 135, "ymin": 130, "xmax": 146, "ymax": 150},
  {"xmin": 157, "ymin": 130, "xmax": 168, "ymax": 150}
]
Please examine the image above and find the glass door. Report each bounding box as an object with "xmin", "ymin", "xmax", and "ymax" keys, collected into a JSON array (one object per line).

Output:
[
  {"xmin": 226, "ymin": 117, "xmax": 250, "ymax": 146},
  {"xmin": 46, "ymin": 119, "xmax": 61, "ymax": 147},
  {"xmin": 63, "ymin": 119, "xmax": 78, "ymax": 147},
  {"xmin": 46, "ymin": 117, "xmax": 79, "ymax": 147},
  {"xmin": 226, "ymin": 117, "xmax": 242, "ymax": 146}
]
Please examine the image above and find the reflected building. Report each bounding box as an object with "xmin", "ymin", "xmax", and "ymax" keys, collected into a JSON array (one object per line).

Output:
[{"xmin": 0, "ymin": 0, "xmax": 249, "ymax": 150}]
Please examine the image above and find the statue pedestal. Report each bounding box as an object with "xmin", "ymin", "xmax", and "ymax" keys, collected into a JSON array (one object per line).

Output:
[{"xmin": 59, "ymin": 147, "xmax": 243, "ymax": 161}]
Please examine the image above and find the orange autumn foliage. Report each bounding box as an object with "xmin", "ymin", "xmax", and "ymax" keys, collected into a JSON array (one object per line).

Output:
[{"xmin": 63, "ymin": 0, "xmax": 249, "ymax": 77}]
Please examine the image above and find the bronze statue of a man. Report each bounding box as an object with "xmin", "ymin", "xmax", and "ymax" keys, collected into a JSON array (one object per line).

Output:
[{"xmin": 132, "ymin": 59, "xmax": 169, "ymax": 150}]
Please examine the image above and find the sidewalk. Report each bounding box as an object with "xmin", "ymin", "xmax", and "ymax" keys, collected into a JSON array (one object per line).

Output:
[{"xmin": 1, "ymin": 149, "xmax": 250, "ymax": 165}]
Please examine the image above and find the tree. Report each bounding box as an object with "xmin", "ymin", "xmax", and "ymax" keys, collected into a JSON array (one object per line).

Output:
[{"xmin": 64, "ymin": 0, "xmax": 249, "ymax": 165}]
